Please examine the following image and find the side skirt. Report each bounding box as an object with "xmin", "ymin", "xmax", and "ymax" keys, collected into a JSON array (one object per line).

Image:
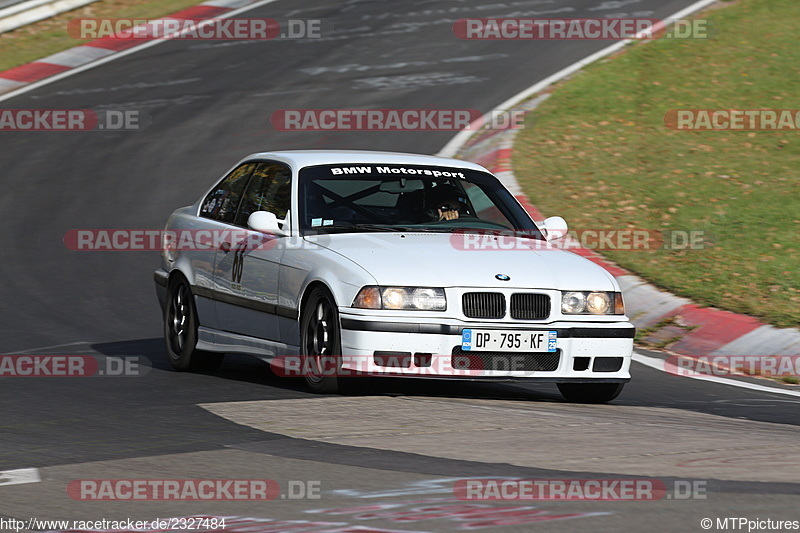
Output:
[{"xmin": 197, "ymin": 326, "xmax": 300, "ymax": 361}]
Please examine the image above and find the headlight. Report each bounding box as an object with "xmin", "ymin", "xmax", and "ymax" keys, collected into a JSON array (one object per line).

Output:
[
  {"xmin": 353, "ymin": 286, "xmax": 446, "ymax": 311},
  {"xmin": 586, "ymin": 292, "xmax": 611, "ymax": 314},
  {"xmin": 561, "ymin": 291, "xmax": 624, "ymax": 315},
  {"xmin": 561, "ymin": 291, "xmax": 586, "ymax": 314}
]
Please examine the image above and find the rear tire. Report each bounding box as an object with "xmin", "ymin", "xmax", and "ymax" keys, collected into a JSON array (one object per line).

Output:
[
  {"xmin": 301, "ymin": 287, "xmax": 346, "ymax": 394},
  {"xmin": 165, "ymin": 277, "xmax": 224, "ymax": 372},
  {"xmin": 557, "ymin": 383, "xmax": 624, "ymax": 404}
]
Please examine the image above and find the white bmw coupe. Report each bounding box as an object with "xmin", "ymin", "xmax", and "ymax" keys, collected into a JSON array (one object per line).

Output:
[{"xmin": 154, "ymin": 150, "xmax": 634, "ymax": 403}]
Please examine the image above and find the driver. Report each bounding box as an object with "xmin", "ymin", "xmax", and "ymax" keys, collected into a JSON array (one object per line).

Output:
[{"xmin": 426, "ymin": 184, "xmax": 470, "ymax": 221}]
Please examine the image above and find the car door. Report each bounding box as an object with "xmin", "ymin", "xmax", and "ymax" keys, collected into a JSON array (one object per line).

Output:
[
  {"xmin": 194, "ymin": 162, "xmax": 256, "ymax": 330},
  {"xmin": 213, "ymin": 161, "xmax": 292, "ymax": 341}
]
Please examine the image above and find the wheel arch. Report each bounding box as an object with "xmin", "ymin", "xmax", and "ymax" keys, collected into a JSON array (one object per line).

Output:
[
  {"xmin": 166, "ymin": 255, "xmax": 197, "ymax": 287},
  {"xmin": 299, "ymin": 280, "xmax": 337, "ymax": 318},
  {"xmin": 166, "ymin": 268, "xmax": 190, "ymax": 289}
]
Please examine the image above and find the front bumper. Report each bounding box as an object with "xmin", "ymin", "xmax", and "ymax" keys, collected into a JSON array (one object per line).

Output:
[
  {"xmin": 339, "ymin": 313, "xmax": 633, "ymax": 381},
  {"xmin": 154, "ymin": 268, "xmax": 169, "ymax": 313}
]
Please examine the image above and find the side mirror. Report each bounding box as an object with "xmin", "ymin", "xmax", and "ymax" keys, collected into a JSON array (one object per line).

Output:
[
  {"xmin": 248, "ymin": 211, "xmax": 285, "ymax": 236},
  {"xmin": 540, "ymin": 216, "xmax": 568, "ymax": 241}
]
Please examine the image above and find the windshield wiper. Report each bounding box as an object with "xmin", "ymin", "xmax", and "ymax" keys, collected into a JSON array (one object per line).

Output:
[
  {"xmin": 405, "ymin": 226, "xmax": 546, "ymax": 239},
  {"xmin": 312, "ymin": 223, "xmax": 412, "ymax": 233}
]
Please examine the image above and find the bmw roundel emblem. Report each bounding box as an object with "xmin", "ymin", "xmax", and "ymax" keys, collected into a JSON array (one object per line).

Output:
[{"xmin": 495, "ymin": 274, "xmax": 511, "ymax": 281}]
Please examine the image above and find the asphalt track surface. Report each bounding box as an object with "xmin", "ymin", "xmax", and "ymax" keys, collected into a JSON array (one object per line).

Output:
[{"xmin": 1, "ymin": 0, "xmax": 799, "ymax": 532}]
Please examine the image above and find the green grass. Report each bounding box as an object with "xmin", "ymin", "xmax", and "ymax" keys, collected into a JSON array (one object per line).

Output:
[
  {"xmin": 0, "ymin": 0, "xmax": 206, "ymax": 72},
  {"xmin": 512, "ymin": 0, "xmax": 800, "ymax": 328}
]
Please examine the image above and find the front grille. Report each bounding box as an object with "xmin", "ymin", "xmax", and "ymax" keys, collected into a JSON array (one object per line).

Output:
[
  {"xmin": 452, "ymin": 346, "xmax": 561, "ymax": 372},
  {"xmin": 462, "ymin": 292, "xmax": 505, "ymax": 319},
  {"xmin": 510, "ymin": 293, "xmax": 551, "ymax": 320}
]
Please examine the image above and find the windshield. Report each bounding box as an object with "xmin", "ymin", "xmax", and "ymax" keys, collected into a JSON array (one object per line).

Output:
[{"xmin": 298, "ymin": 163, "xmax": 544, "ymax": 239}]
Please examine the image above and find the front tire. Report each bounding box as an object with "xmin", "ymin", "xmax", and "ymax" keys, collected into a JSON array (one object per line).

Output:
[
  {"xmin": 557, "ymin": 383, "xmax": 624, "ymax": 404},
  {"xmin": 165, "ymin": 277, "xmax": 224, "ymax": 372},
  {"xmin": 301, "ymin": 287, "xmax": 346, "ymax": 394}
]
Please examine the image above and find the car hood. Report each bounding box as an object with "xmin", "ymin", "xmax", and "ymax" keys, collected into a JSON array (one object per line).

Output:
[{"xmin": 304, "ymin": 232, "xmax": 618, "ymax": 290}]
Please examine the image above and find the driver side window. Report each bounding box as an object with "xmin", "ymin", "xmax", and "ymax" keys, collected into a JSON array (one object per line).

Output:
[{"xmin": 235, "ymin": 162, "xmax": 292, "ymax": 227}]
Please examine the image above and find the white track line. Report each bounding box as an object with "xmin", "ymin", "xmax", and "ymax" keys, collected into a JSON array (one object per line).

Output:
[
  {"xmin": 0, "ymin": 468, "xmax": 41, "ymax": 486},
  {"xmin": 0, "ymin": 0, "xmax": 282, "ymax": 103},
  {"xmin": 6, "ymin": 341, "xmax": 93, "ymax": 354},
  {"xmin": 633, "ymin": 352, "xmax": 800, "ymax": 398},
  {"xmin": 437, "ymin": 0, "xmax": 720, "ymax": 158}
]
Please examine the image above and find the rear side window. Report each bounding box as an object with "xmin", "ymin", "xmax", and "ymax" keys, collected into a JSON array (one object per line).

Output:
[
  {"xmin": 200, "ymin": 163, "xmax": 256, "ymax": 223},
  {"xmin": 235, "ymin": 162, "xmax": 292, "ymax": 226}
]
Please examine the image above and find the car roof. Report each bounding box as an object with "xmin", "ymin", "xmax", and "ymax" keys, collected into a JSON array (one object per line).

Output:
[{"xmin": 239, "ymin": 150, "xmax": 491, "ymax": 172}]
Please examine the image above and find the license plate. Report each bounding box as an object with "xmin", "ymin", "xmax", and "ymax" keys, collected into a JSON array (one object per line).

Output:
[{"xmin": 461, "ymin": 330, "xmax": 557, "ymax": 352}]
